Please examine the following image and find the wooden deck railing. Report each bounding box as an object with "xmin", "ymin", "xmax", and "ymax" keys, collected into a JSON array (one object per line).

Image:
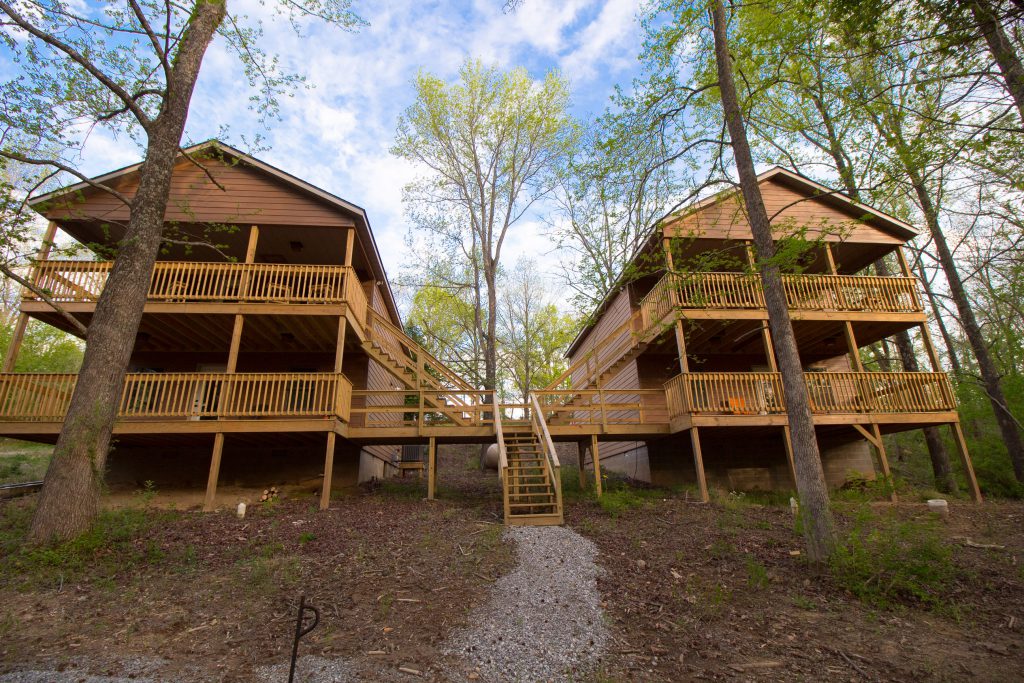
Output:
[
  {"xmin": 664, "ymin": 371, "xmax": 956, "ymax": 418},
  {"xmin": 534, "ymin": 389, "xmax": 669, "ymax": 427},
  {"xmin": 24, "ymin": 260, "xmax": 368, "ymax": 311},
  {"xmin": 0, "ymin": 372, "xmax": 353, "ymax": 421},
  {"xmin": 640, "ymin": 271, "xmax": 923, "ymax": 314},
  {"xmin": 348, "ymin": 389, "xmax": 495, "ymax": 429}
]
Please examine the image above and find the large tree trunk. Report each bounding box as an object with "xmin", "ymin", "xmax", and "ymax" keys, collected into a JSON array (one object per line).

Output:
[
  {"xmin": 964, "ymin": 0, "xmax": 1024, "ymax": 123},
  {"xmin": 29, "ymin": 0, "xmax": 227, "ymax": 543},
  {"xmin": 711, "ymin": 0, "xmax": 836, "ymax": 563},
  {"xmin": 905, "ymin": 166, "xmax": 1024, "ymax": 481}
]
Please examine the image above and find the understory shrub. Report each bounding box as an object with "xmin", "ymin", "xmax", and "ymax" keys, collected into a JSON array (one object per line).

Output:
[{"xmin": 830, "ymin": 508, "xmax": 960, "ymax": 613}]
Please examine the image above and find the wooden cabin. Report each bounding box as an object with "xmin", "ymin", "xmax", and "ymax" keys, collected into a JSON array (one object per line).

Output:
[
  {"xmin": 0, "ymin": 153, "xmax": 979, "ymax": 522},
  {"xmin": 555, "ymin": 167, "xmax": 980, "ymax": 501},
  {"xmin": 0, "ymin": 141, "xmax": 464, "ymax": 509}
]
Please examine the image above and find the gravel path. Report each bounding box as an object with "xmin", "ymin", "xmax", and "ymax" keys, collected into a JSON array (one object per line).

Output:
[{"xmin": 444, "ymin": 525, "xmax": 608, "ymax": 682}]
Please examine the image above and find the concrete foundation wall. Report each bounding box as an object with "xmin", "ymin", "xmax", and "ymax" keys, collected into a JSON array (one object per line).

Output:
[{"xmin": 646, "ymin": 429, "xmax": 875, "ymax": 491}]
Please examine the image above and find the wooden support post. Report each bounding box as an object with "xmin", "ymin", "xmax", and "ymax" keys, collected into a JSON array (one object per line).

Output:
[
  {"xmin": 591, "ymin": 434, "xmax": 602, "ymax": 497},
  {"xmin": 577, "ymin": 440, "xmax": 586, "ymax": 490},
  {"xmin": 203, "ymin": 433, "xmax": 225, "ymax": 512},
  {"xmin": 949, "ymin": 421, "xmax": 982, "ymax": 503},
  {"xmin": 427, "ymin": 436, "xmax": 437, "ymax": 500},
  {"xmin": 870, "ymin": 423, "xmax": 897, "ymax": 503},
  {"xmin": 2, "ymin": 316, "xmax": 30, "ymax": 374},
  {"xmin": 4, "ymin": 221, "xmax": 60, "ymax": 372},
  {"xmin": 334, "ymin": 317, "xmax": 347, "ymax": 373},
  {"xmin": 344, "ymin": 228, "xmax": 355, "ymax": 268},
  {"xmin": 204, "ymin": 227, "xmax": 258, "ymax": 514},
  {"xmin": 690, "ymin": 427, "xmax": 709, "ymax": 502},
  {"xmin": 664, "ymin": 237, "xmax": 688, "ymax": 368},
  {"xmin": 320, "ymin": 432, "xmax": 336, "ymax": 510}
]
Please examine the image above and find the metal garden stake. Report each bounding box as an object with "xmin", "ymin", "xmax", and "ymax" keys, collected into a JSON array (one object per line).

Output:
[{"xmin": 288, "ymin": 594, "xmax": 320, "ymax": 683}]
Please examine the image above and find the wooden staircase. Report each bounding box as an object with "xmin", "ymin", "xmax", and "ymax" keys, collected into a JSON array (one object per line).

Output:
[
  {"xmin": 496, "ymin": 395, "xmax": 563, "ymax": 526},
  {"xmin": 361, "ymin": 309, "xmax": 479, "ymax": 423}
]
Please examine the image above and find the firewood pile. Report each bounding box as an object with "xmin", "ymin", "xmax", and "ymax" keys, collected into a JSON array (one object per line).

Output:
[{"xmin": 259, "ymin": 486, "xmax": 280, "ymax": 503}]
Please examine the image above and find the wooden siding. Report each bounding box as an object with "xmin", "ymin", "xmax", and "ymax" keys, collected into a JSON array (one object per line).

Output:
[
  {"xmin": 41, "ymin": 157, "xmax": 357, "ymax": 228},
  {"xmin": 570, "ymin": 288, "xmax": 634, "ymax": 386},
  {"xmin": 665, "ymin": 177, "xmax": 902, "ymax": 246},
  {"xmin": 362, "ymin": 281, "xmax": 401, "ymax": 463}
]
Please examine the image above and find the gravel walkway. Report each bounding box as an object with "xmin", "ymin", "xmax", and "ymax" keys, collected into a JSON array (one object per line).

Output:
[{"xmin": 444, "ymin": 525, "xmax": 608, "ymax": 682}]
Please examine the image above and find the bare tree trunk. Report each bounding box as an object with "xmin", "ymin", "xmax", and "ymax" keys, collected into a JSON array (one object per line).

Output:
[
  {"xmin": 964, "ymin": 0, "xmax": 1024, "ymax": 123},
  {"xmin": 904, "ymin": 167, "xmax": 1024, "ymax": 481},
  {"xmin": 29, "ymin": 0, "xmax": 227, "ymax": 543},
  {"xmin": 711, "ymin": 0, "xmax": 835, "ymax": 563}
]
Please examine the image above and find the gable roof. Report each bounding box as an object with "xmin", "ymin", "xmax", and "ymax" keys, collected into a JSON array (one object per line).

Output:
[{"xmin": 29, "ymin": 140, "xmax": 403, "ymax": 327}]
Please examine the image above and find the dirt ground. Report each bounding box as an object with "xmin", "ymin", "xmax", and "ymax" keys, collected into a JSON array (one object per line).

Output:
[{"xmin": 1, "ymin": 446, "xmax": 1022, "ymax": 681}]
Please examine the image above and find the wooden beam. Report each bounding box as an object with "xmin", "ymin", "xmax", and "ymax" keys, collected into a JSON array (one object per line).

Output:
[
  {"xmin": 427, "ymin": 436, "xmax": 437, "ymax": 500},
  {"xmin": 245, "ymin": 226, "xmax": 260, "ymax": 263},
  {"xmin": 870, "ymin": 423, "xmax": 898, "ymax": 503},
  {"xmin": 344, "ymin": 228, "xmax": 356, "ymax": 268},
  {"xmin": 591, "ymin": 433, "xmax": 602, "ymax": 497},
  {"xmin": 3, "ymin": 222, "xmax": 60, "ymax": 373},
  {"xmin": 950, "ymin": 421, "xmax": 982, "ymax": 503},
  {"xmin": 320, "ymin": 432, "xmax": 336, "ymax": 510},
  {"xmin": 577, "ymin": 439, "xmax": 586, "ymax": 490},
  {"xmin": 334, "ymin": 316, "xmax": 348, "ymax": 373},
  {"xmin": 663, "ymin": 238, "xmax": 691, "ymax": 375},
  {"xmin": 203, "ymin": 433, "xmax": 225, "ymax": 512},
  {"xmin": 851, "ymin": 423, "xmax": 881, "ymax": 449},
  {"xmin": 226, "ymin": 315, "xmax": 244, "ymax": 373},
  {"xmin": 690, "ymin": 427, "xmax": 709, "ymax": 502}
]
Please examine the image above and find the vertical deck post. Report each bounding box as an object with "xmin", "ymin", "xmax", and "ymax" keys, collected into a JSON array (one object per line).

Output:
[
  {"xmin": 950, "ymin": 422, "xmax": 982, "ymax": 502},
  {"xmin": 427, "ymin": 436, "xmax": 437, "ymax": 500},
  {"xmin": 3, "ymin": 222, "xmax": 60, "ymax": 373},
  {"xmin": 320, "ymin": 432, "xmax": 337, "ymax": 510},
  {"xmin": 690, "ymin": 427, "xmax": 709, "ymax": 502},
  {"xmin": 204, "ymin": 226, "xmax": 258, "ymax": 513},
  {"xmin": 577, "ymin": 439, "xmax": 587, "ymax": 490},
  {"xmin": 590, "ymin": 434, "xmax": 602, "ymax": 497},
  {"xmin": 203, "ymin": 433, "xmax": 225, "ymax": 512}
]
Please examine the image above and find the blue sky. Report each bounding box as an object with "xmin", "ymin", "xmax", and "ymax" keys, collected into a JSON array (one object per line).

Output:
[{"xmin": 77, "ymin": 0, "xmax": 647, "ymax": 300}]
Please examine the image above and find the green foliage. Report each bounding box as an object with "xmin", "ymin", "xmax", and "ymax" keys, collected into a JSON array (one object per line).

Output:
[
  {"xmin": 745, "ymin": 554, "xmax": 770, "ymax": 589},
  {"xmin": 0, "ymin": 319, "xmax": 82, "ymax": 373},
  {"xmin": 0, "ymin": 440, "xmax": 51, "ymax": 484},
  {"xmin": 596, "ymin": 478, "xmax": 665, "ymax": 517},
  {"xmin": 956, "ymin": 379, "xmax": 1024, "ymax": 499},
  {"xmin": 830, "ymin": 508, "xmax": 960, "ymax": 612},
  {"xmin": 0, "ymin": 503, "xmax": 162, "ymax": 589}
]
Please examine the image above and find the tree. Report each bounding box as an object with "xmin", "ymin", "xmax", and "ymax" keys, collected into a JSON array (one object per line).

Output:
[
  {"xmin": 392, "ymin": 58, "xmax": 573, "ymax": 394},
  {"xmin": 725, "ymin": 0, "xmax": 960, "ymax": 493},
  {"xmin": 0, "ymin": 0, "xmax": 364, "ymax": 543},
  {"xmin": 547, "ymin": 125, "xmax": 680, "ymax": 314},
  {"xmin": 839, "ymin": 22, "xmax": 1024, "ymax": 482},
  {"xmin": 617, "ymin": 0, "xmax": 838, "ymax": 560},
  {"xmin": 498, "ymin": 258, "xmax": 575, "ymax": 402},
  {"xmin": 707, "ymin": 0, "xmax": 837, "ymax": 562}
]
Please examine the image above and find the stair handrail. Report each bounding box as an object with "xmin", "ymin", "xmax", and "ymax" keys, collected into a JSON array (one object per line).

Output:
[
  {"xmin": 544, "ymin": 305, "xmax": 657, "ymax": 392},
  {"xmin": 529, "ymin": 392, "xmax": 563, "ymax": 522},
  {"xmin": 365, "ymin": 308, "xmax": 478, "ymax": 397},
  {"xmin": 493, "ymin": 396, "xmax": 511, "ymax": 523}
]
